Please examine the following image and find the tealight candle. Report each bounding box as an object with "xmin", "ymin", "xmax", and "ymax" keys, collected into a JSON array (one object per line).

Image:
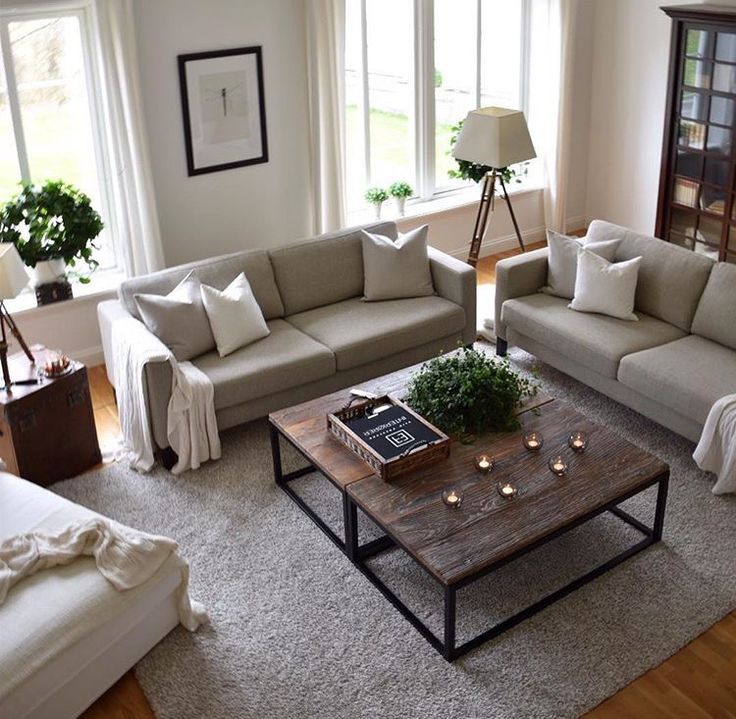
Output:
[
  {"xmin": 548, "ymin": 455, "xmax": 568, "ymax": 476},
  {"xmin": 497, "ymin": 482, "xmax": 518, "ymax": 499},
  {"xmin": 523, "ymin": 432, "xmax": 544, "ymax": 451},
  {"xmin": 568, "ymin": 431, "xmax": 588, "ymax": 453},
  {"xmin": 474, "ymin": 453, "xmax": 494, "ymax": 473},
  {"xmin": 442, "ymin": 489, "xmax": 463, "ymax": 508}
]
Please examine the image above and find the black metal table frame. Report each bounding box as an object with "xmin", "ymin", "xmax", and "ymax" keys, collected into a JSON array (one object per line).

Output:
[{"xmin": 271, "ymin": 422, "xmax": 669, "ymax": 662}]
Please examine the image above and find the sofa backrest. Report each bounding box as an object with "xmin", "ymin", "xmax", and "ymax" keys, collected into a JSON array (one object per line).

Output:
[
  {"xmin": 586, "ymin": 220, "xmax": 714, "ymax": 331},
  {"xmin": 118, "ymin": 249, "xmax": 285, "ymax": 321},
  {"xmin": 691, "ymin": 262, "xmax": 736, "ymax": 350},
  {"xmin": 269, "ymin": 221, "xmax": 398, "ymax": 316}
]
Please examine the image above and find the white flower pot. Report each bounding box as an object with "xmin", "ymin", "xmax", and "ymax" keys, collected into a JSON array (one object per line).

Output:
[
  {"xmin": 394, "ymin": 197, "xmax": 407, "ymax": 216},
  {"xmin": 372, "ymin": 202, "xmax": 383, "ymax": 220},
  {"xmin": 30, "ymin": 259, "xmax": 67, "ymax": 287}
]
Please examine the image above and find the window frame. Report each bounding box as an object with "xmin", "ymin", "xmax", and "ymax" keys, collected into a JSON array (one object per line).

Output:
[
  {"xmin": 0, "ymin": 0, "xmax": 119, "ymax": 272},
  {"xmin": 347, "ymin": 0, "xmax": 532, "ymax": 207}
]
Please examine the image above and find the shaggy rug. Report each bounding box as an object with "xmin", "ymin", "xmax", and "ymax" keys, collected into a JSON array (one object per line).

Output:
[{"xmin": 53, "ymin": 348, "xmax": 736, "ymax": 719}]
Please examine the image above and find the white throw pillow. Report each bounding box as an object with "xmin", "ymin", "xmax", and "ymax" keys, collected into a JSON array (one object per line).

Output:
[
  {"xmin": 541, "ymin": 230, "xmax": 621, "ymax": 299},
  {"xmin": 200, "ymin": 273, "xmax": 270, "ymax": 357},
  {"xmin": 568, "ymin": 250, "xmax": 642, "ymax": 321},
  {"xmin": 361, "ymin": 225, "xmax": 434, "ymax": 301},
  {"xmin": 135, "ymin": 271, "xmax": 216, "ymax": 361}
]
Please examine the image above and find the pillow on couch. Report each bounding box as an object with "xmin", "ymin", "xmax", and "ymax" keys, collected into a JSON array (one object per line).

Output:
[
  {"xmin": 568, "ymin": 250, "xmax": 642, "ymax": 321},
  {"xmin": 200, "ymin": 272, "xmax": 270, "ymax": 357},
  {"xmin": 361, "ymin": 224, "xmax": 434, "ymax": 301},
  {"xmin": 542, "ymin": 230, "xmax": 621, "ymax": 299},
  {"xmin": 135, "ymin": 271, "xmax": 215, "ymax": 361}
]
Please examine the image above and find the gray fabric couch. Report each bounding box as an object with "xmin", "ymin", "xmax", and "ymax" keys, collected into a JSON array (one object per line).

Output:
[
  {"xmin": 98, "ymin": 221, "xmax": 476, "ymax": 453},
  {"xmin": 494, "ymin": 219, "xmax": 736, "ymax": 443}
]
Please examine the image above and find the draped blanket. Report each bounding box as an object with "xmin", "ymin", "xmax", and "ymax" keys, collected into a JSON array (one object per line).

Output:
[
  {"xmin": 694, "ymin": 394, "xmax": 736, "ymax": 495},
  {"xmin": 112, "ymin": 317, "xmax": 221, "ymax": 474},
  {"xmin": 0, "ymin": 518, "xmax": 207, "ymax": 631}
]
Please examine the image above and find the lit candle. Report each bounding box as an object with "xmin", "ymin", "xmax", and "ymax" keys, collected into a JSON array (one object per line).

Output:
[
  {"xmin": 568, "ymin": 431, "xmax": 588, "ymax": 452},
  {"xmin": 548, "ymin": 455, "xmax": 568, "ymax": 476},
  {"xmin": 497, "ymin": 482, "xmax": 517, "ymax": 499},
  {"xmin": 442, "ymin": 488, "xmax": 463, "ymax": 508},
  {"xmin": 446, "ymin": 492, "xmax": 459, "ymax": 504},
  {"xmin": 474, "ymin": 454, "xmax": 494, "ymax": 473},
  {"xmin": 523, "ymin": 432, "xmax": 544, "ymax": 451}
]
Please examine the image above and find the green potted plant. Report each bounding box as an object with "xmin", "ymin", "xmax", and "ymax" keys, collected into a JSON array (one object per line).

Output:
[
  {"xmin": 388, "ymin": 181, "xmax": 413, "ymax": 216},
  {"xmin": 406, "ymin": 347, "xmax": 538, "ymax": 440},
  {"xmin": 364, "ymin": 186, "xmax": 389, "ymax": 219},
  {"xmin": 0, "ymin": 181, "xmax": 103, "ymax": 303}
]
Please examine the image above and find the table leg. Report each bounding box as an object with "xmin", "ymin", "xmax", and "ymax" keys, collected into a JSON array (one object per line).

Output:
[
  {"xmin": 344, "ymin": 494, "xmax": 358, "ymax": 561},
  {"xmin": 444, "ymin": 586, "xmax": 456, "ymax": 661},
  {"xmin": 652, "ymin": 474, "xmax": 669, "ymax": 541},
  {"xmin": 269, "ymin": 423, "xmax": 284, "ymax": 486}
]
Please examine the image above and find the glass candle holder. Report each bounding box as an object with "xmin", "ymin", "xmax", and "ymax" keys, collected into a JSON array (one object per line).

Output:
[
  {"xmin": 548, "ymin": 455, "xmax": 568, "ymax": 476},
  {"xmin": 497, "ymin": 481, "xmax": 518, "ymax": 499},
  {"xmin": 442, "ymin": 488, "xmax": 463, "ymax": 508},
  {"xmin": 523, "ymin": 432, "xmax": 544, "ymax": 451},
  {"xmin": 568, "ymin": 430, "xmax": 588, "ymax": 453},
  {"xmin": 474, "ymin": 453, "xmax": 494, "ymax": 473}
]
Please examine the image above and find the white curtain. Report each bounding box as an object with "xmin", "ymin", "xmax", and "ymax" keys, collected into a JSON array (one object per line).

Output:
[
  {"xmin": 305, "ymin": 0, "xmax": 347, "ymax": 234},
  {"xmin": 92, "ymin": 0, "xmax": 165, "ymax": 276},
  {"xmin": 529, "ymin": 0, "xmax": 579, "ymax": 233}
]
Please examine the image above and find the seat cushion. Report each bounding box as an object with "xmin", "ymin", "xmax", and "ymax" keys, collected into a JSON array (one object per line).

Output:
[
  {"xmin": 192, "ymin": 319, "xmax": 335, "ymax": 410},
  {"xmin": 691, "ymin": 262, "xmax": 736, "ymax": 351},
  {"xmin": 618, "ymin": 335, "xmax": 736, "ymax": 425},
  {"xmin": 286, "ymin": 296, "xmax": 465, "ymax": 371},
  {"xmin": 501, "ymin": 293, "xmax": 686, "ymax": 378},
  {"xmin": 586, "ymin": 220, "xmax": 714, "ymax": 331}
]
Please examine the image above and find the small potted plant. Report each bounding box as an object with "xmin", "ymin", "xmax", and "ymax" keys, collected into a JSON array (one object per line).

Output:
[
  {"xmin": 388, "ymin": 181, "xmax": 413, "ymax": 216},
  {"xmin": 364, "ymin": 186, "xmax": 389, "ymax": 219},
  {"xmin": 0, "ymin": 180, "xmax": 103, "ymax": 305}
]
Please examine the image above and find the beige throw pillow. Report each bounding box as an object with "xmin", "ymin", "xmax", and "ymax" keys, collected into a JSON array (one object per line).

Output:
[
  {"xmin": 361, "ymin": 225, "xmax": 434, "ymax": 301},
  {"xmin": 200, "ymin": 273, "xmax": 270, "ymax": 357},
  {"xmin": 568, "ymin": 250, "xmax": 642, "ymax": 321},
  {"xmin": 135, "ymin": 271, "xmax": 216, "ymax": 361}
]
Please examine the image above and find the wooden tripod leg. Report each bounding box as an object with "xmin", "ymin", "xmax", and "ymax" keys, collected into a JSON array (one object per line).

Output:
[
  {"xmin": 467, "ymin": 170, "xmax": 496, "ymax": 267},
  {"xmin": 0, "ymin": 301, "xmax": 35, "ymax": 363},
  {"xmin": 498, "ymin": 174, "xmax": 526, "ymax": 252}
]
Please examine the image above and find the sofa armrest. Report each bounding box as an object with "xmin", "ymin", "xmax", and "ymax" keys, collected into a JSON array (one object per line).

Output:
[
  {"xmin": 494, "ymin": 247, "xmax": 548, "ymax": 342},
  {"xmin": 429, "ymin": 247, "xmax": 477, "ymax": 345},
  {"xmin": 97, "ymin": 299, "xmax": 172, "ymax": 451}
]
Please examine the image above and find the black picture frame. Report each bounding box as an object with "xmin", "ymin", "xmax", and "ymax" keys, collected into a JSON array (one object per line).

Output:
[{"xmin": 178, "ymin": 46, "xmax": 268, "ymax": 176}]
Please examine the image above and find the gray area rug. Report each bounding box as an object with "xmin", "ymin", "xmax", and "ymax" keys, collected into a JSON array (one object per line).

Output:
[{"xmin": 53, "ymin": 348, "xmax": 736, "ymax": 719}]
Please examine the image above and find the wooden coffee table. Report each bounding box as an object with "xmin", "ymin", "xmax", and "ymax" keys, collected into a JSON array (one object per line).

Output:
[{"xmin": 269, "ymin": 364, "xmax": 669, "ymax": 661}]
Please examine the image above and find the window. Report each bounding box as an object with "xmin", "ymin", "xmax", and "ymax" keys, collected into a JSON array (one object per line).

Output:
[
  {"xmin": 0, "ymin": 4, "xmax": 116, "ymax": 272},
  {"xmin": 345, "ymin": 0, "xmax": 531, "ymax": 212}
]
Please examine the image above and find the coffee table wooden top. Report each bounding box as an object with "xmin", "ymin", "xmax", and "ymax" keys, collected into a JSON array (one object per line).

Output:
[{"xmin": 347, "ymin": 400, "xmax": 669, "ymax": 586}]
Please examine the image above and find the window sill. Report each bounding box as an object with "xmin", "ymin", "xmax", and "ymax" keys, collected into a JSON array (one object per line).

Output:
[
  {"xmin": 346, "ymin": 180, "xmax": 544, "ymax": 226},
  {"xmin": 5, "ymin": 269, "xmax": 124, "ymax": 318}
]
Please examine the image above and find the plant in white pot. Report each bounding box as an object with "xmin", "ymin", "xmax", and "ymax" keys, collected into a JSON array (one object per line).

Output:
[
  {"xmin": 364, "ymin": 186, "xmax": 389, "ymax": 219},
  {"xmin": 388, "ymin": 181, "xmax": 413, "ymax": 216},
  {"xmin": 0, "ymin": 181, "xmax": 103, "ymax": 304}
]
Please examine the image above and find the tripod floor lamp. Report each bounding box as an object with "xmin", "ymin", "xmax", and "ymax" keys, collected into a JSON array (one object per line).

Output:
[
  {"xmin": 452, "ymin": 107, "xmax": 537, "ymax": 267},
  {"xmin": 0, "ymin": 244, "xmax": 34, "ymax": 391}
]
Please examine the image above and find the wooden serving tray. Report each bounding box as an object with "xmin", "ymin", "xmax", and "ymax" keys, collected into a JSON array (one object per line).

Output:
[{"xmin": 327, "ymin": 394, "xmax": 450, "ymax": 481}]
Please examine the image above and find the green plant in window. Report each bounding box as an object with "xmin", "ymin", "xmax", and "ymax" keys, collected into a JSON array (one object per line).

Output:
[
  {"xmin": 406, "ymin": 346, "xmax": 538, "ymax": 440},
  {"xmin": 0, "ymin": 180, "xmax": 103, "ymax": 283},
  {"xmin": 447, "ymin": 119, "xmax": 529, "ymax": 186},
  {"xmin": 364, "ymin": 186, "xmax": 389, "ymax": 205},
  {"xmin": 388, "ymin": 181, "xmax": 413, "ymax": 199}
]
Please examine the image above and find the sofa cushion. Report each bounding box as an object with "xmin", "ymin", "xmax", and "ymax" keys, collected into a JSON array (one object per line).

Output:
[
  {"xmin": 691, "ymin": 263, "xmax": 736, "ymax": 350},
  {"xmin": 269, "ymin": 221, "xmax": 397, "ymax": 316},
  {"xmin": 586, "ymin": 220, "xmax": 714, "ymax": 331},
  {"xmin": 286, "ymin": 296, "xmax": 465, "ymax": 371},
  {"xmin": 618, "ymin": 335, "xmax": 736, "ymax": 425},
  {"xmin": 119, "ymin": 249, "xmax": 284, "ymax": 322},
  {"xmin": 501, "ymin": 293, "xmax": 686, "ymax": 378},
  {"xmin": 191, "ymin": 319, "xmax": 335, "ymax": 410}
]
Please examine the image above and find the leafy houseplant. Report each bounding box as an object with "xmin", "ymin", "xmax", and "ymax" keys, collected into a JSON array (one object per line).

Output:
[
  {"xmin": 364, "ymin": 186, "xmax": 389, "ymax": 219},
  {"xmin": 406, "ymin": 347, "xmax": 538, "ymax": 439},
  {"xmin": 447, "ymin": 119, "xmax": 529, "ymax": 187},
  {"xmin": 0, "ymin": 180, "xmax": 103, "ymax": 289},
  {"xmin": 388, "ymin": 181, "xmax": 413, "ymax": 216}
]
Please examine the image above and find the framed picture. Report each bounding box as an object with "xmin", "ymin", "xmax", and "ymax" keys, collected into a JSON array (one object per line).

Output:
[{"xmin": 178, "ymin": 46, "xmax": 268, "ymax": 176}]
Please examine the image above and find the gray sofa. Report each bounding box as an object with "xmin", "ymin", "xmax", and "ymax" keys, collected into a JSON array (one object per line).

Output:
[
  {"xmin": 495, "ymin": 219, "xmax": 736, "ymax": 442},
  {"xmin": 98, "ymin": 221, "xmax": 476, "ymax": 454}
]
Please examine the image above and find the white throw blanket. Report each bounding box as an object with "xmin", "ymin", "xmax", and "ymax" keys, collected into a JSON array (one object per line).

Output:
[
  {"xmin": 694, "ymin": 394, "xmax": 736, "ymax": 495},
  {"xmin": 0, "ymin": 518, "xmax": 207, "ymax": 630},
  {"xmin": 112, "ymin": 317, "xmax": 221, "ymax": 474}
]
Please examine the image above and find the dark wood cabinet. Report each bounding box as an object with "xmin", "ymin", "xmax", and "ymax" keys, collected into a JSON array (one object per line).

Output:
[
  {"xmin": 0, "ymin": 357, "xmax": 101, "ymax": 486},
  {"xmin": 657, "ymin": 4, "xmax": 736, "ymax": 263}
]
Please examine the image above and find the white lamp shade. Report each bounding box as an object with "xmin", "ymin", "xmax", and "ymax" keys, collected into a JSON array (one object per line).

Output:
[
  {"xmin": 452, "ymin": 106, "xmax": 536, "ymax": 168},
  {"xmin": 0, "ymin": 244, "xmax": 29, "ymax": 300}
]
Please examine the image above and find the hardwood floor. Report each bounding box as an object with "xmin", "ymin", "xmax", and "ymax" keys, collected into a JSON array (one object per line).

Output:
[{"xmin": 80, "ymin": 248, "xmax": 736, "ymax": 718}]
